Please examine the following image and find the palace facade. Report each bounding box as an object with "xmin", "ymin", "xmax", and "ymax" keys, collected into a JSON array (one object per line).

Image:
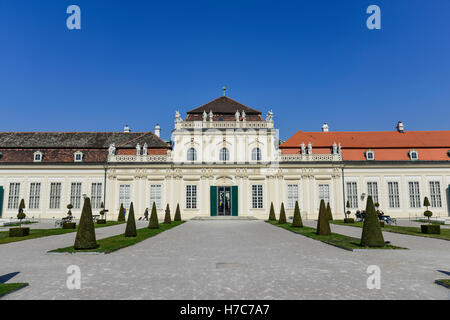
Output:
[{"xmin": 0, "ymin": 96, "xmax": 449, "ymax": 220}]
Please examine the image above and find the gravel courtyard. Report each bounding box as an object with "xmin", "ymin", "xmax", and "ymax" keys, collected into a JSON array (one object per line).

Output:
[{"xmin": 1, "ymin": 220, "xmax": 449, "ymax": 300}]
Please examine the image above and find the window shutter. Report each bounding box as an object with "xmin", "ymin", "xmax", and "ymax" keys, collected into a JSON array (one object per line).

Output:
[
  {"xmin": 232, "ymin": 186, "xmax": 238, "ymax": 216},
  {"xmin": 210, "ymin": 186, "xmax": 217, "ymax": 216}
]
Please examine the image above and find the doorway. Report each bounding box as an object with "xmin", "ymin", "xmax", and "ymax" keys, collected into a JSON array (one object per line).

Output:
[{"xmin": 218, "ymin": 186, "xmax": 232, "ymax": 216}]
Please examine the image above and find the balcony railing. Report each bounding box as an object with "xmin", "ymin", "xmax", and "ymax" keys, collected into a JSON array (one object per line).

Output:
[
  {"xmin": 281, "ymin": 153, "xmax": 342, "ymax": 162},
  {"xmin": 108, "ymin": 155, "xmax": 168, "ymax": 163}
]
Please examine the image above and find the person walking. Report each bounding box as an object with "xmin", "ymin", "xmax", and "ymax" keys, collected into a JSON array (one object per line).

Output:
[{"xmin": 144, "ymin": 208, "xmax": 149, "ymax": 221}]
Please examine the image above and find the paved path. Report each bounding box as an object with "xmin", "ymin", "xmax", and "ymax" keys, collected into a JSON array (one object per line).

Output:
[{"xmin": 1, "ymin": 220, "xmax": 449, "ymax": 300}]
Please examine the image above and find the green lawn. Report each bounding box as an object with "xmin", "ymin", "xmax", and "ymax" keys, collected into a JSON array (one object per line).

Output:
[
  {"xmin": 0, "ymin": 221, "xmax": 124, "ymax": 245},
  {"xmin": 49, "ymin": 221, "xmax": 185, "ymax": 254},
  {"xmin": 435, "ymin": 279, "xmax": 450, "ymax": 289},
  {"xmin": 413, "ymin": 220, "xmax": 444, "ymax": 225},
  {"xmin": 331, "ymin": 220, "xmax": 450, "ymax": 241},
  {"xmin": 266, "ymin": 221, "xmax": 404, "ymax": 251},
  {"xmin": 0, "ymin": 283, "xmax": 29, "ymax": 297}
]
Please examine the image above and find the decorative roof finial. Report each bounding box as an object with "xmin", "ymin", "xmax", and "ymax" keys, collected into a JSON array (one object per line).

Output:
[{"xmin": 222, "ymin": 85, "xmax": 227, "ymax": 96}]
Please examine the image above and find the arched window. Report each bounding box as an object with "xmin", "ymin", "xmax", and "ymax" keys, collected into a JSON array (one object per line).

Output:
[
  {"xmin": 187, "ymin": 148, "xmax": 197, "ymax": 161},
  {"xmin": 252, "ymin": 148, "xmax": 262, "ymax": 161},
  {"xmin": 219, "ymin": 148, "xmax": 229, "ymax": 161}
]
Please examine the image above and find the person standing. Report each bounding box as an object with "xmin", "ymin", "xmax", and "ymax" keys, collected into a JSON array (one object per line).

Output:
[{"xmin": 144, "ymin": 208, "xmax": 149, "ymax": 221}]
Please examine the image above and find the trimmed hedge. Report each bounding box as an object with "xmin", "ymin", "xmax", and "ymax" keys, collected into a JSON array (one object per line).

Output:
[
  {"xmin": 74, "ymin": 197, "xmax": 98, "ymax": 250},
  {"xmin": 421, "ymin": 224, "xmax": 440, "ymax": 234},
  {"xmin": 63, "ymin": 222, "xmax": 76, "ymax": 229},
  {"xmin": 292, "ymin": 201, "xmax": 303, "ymax": 227},
  {"xmin": 125, "ymin": 202, "xmax": 137, "ymax": 237},
  {"xmin": 268, "ymin": 202, "xmax": 276, "ymax": 221},
  {"xmin": 9, "ymin": 228, "xmax": 30, "ymax": 237},
  {"xmin": 164, "ymin": 204, "xmax": 172, "ymax": 224},
  {"xmin": 316, "ymin": 199, "xmax": 331, "ymax": 235},
  {"xmin": 174, "ymin": 204, "xmax": 181, "ymax": 221},
  {"xmin": 117, "ymin": 203, "xmax": 125, "ymax": 222},
  {"xmin": 278, "ymin": 203, "xmax": 286, "ymax": 224},
  {"xmin": 379, "ymin": 221, "xmax": 385, "ymax": 228},
  {"xmin": 344, "ymin": 218, "xmax": 355, "ymax": 223},
  {"xmin": 96, "ymin": 219, "xmax": 106, "ymax": 224},
  {"xmin": 360, "ymin": 196, "xmax": 385, "ymax": 247},
  {"xmin": 148, "ymin": 202, "xmax": 159, "ymax": 229}
]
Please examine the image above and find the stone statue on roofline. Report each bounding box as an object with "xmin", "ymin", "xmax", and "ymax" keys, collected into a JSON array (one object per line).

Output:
[
  {"xmin": 241, "ymin": 110, "xmax": 246, "ymax": 122},
  {"xmin": 203, "ymin": 110, "xmax": 207, "ymax": 122},
  {"xmin": 143, "ymin": 143, "xmax": 148, "ymax": 156},
  {"xmin": 136, "ymin": 143, "xmax": 141, "ymax": 155},
  {"xmin": 307, "ymin": 142, "xmax": 312, "ymax": 155},
  {"xmin": 266, "ymin": 110, "xmax": 273, "ymax": 122},
  {"xmin": 301, "ymin": 142, "xmax": 306, "ymax": 155},
  {"xmin": 175, "ymin": 111, "xmax": 182, "ymax": 123},
  {"xmin": 235, "ymin": 110, "xmax": 240, "ymax": 122},
  {"xmin": 108, "ymin": 143, "xmax": 116, "ymax": 156},
  {"xmin": 332, "ymin": 142, "xmax": 337, "ymax": 155},
  {"xmin": 209, "ymin": 110, "xmax": 213, "ymax": 122}
]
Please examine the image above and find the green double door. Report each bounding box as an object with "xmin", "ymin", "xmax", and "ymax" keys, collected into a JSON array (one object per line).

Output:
[{"xmin": 210, "ymin": 186, "xmax": 238, "ymax": 216}]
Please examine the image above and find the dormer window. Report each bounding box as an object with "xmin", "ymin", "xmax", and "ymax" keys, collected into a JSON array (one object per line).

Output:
[
  {"xmin": 409, "ymin": 150, "xmax": 418, "ymax": 161},
  {"xmin": 33, "ymin": 151, "xmax": 43, "ymax": 162},
  {"xmin": 74, "ymin": 151, "xmax": 84, "ymax": 162},
  {"xmin": 365, "ymin": 150, "xmax": 375, "ymax": 161}
]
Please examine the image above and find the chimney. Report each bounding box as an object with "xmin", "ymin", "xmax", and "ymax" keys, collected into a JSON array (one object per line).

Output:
[
  {"xmin": 396, "ymin": 121, "xmax": 404, "ymax": 133},
  {"xmin": 124, "ymin": 124, "xmax": 131, "ymax": 133},
  {"xmin": 321, "ymin": 122, "xmax": 329, "ymax": 132},
  {"xmin": 154, "ymin": 124, "xmax": 161, "ymax": 137}
]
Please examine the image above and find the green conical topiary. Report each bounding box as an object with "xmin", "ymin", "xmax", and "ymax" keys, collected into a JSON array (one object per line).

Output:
[
  {"xmin": 118, "ymin": 203, "xmax": 125, "ymax": 222},
  {"xmin": 148, "ymin": 202, "xmax": 159, "ymax": 229},
  {"xmin": 268, "ymin": 202, "xmax": 276, "ymax": 221},
  {"xmin": 174, "ymin": 203, "xmax": 181, "ymax": 221},
  {"xmin": 326, "ymin": 202, "xmax": 333, "ymax": 221},
  {"xmin": 316, "ymin": 199, "xmax": 331, "ymax": 235},
  {"xmin": 124, "ymin": 202, "xmax": 137, "ymax": 237},
  {"xmin": 292, "ymin": 201, "xmax": 303, "ymax": 227},
  {"xmin": 17, "ymin": 199, "xmax": 26, "ymax": 227},
  {"xmin": 278, "ymin": 203, "xmax": 286, "ymax": 224},
  {"xmin": 164, "ymin": 204, "xmax": 171, "ymax": 224},
  {"xmin": 74, "ymin": 197, "xmax": 98, "ymax": 249},
  {"xmin": 360, "ymin": 196, "xmax": 385, "ymax": 247}
]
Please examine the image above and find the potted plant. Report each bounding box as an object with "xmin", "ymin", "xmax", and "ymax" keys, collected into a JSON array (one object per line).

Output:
[
  {"xmin": 97, "ymin": 202, "xmax": 107, "ymax": 224},
  {"xmin": 63, "ymin": 204, "xmax": 76, "ymax": 229},
  {"xmin": 421, "ymin": 196, "xmax": 439, "ymax": 234},
  {"xmin": 9, "ymin": 199, "xmax": 30, "ymax": 237},
  {"xmin": 344, "ymin": 200, "xmax": 354, "ymax": 223}
]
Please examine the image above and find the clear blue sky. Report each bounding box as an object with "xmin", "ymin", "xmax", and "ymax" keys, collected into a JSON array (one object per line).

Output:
[{"xmin": 1, "ymin": 0, "xmax": 449, "ymax": 140}]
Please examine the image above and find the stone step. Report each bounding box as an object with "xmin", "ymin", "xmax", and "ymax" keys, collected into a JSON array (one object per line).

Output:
[{"xmin": 190, "ymin": 216, "xmax": 259, "ymax": 221}]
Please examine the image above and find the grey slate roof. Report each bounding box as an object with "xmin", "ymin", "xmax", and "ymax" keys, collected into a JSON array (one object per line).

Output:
[
  {"xmin": 0, "ymin": 132, "xmax": 168, "ymax": 149},
  {"xmin": 187, "ymin": 96, "xmax": 262, "ymax": 114}
]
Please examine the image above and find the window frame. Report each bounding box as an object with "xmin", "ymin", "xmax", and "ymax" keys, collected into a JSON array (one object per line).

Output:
[
  {"xmin": 186, "ymin": 185, "xmax": 197, "ymax": 209},
  {"xmin": 219, "ymin": 148, "xmax": 230, "ymax": 162},
  {"xmin": 29, "ymin": 182, "xmax": 41, "ymax": 209},
  {"xmin": 8, "ymin": 182, "xmax": 21, "ymax": 210},
  {"xmin": 49, "ymin": 182, "xmax": 62, "ymax": 209},
  {"xmin": 408, "ymin": 181, "xmax": 421, "ymax": 208},
  {"xmin": 287, "ymin": 184, "xmax": 298, "ymax": 209},
  {"xmin": 252, "ymin": 184, "xmax": 263, "ymax": 209},
  {"xmin": 252, "ymin": 147, "xmax": 262, "ymax": 161},
  {"xmin": 387, "ymin": 181, "xmax": 400, "ymax": 208},
  {"xmin": 346, "ymin": 182, "xmax": 358, "ymax": 209},
  {"xmin": 187, "ymin": 148, "xmax": 197, "ymax": 161},
  {"xmin": 150, "ymin": 184, "xmax": 162, "ymax": 209}
]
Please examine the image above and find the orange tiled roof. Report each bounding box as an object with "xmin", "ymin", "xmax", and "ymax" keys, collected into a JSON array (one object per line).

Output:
[{"xmin": 280, "ymin": 131, "xmax": 450, "ymax": 161}]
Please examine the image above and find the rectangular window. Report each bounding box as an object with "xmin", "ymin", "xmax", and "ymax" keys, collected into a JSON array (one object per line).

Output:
[
  {"xmin": 119, "ymin": 184, "xmax": 131, "ymax": 210},
  {"xmin": 49, "ymin": 182, "xmax": 62, "ymax": 209},
  {"xmin": 29, "ymin": 183, "xmax": 41, "ymax": 209},
  {"xmin": 186, "ymin": 185, "xmax": 197, "ymax": 209},
  {"xmin": 429, "ymin": 181, "xmax": 442, "ymax": 208},
  {"xmin": 91, "ymin": 183, "xmax": 102, "ymax": 209},
  {"xmin": 346, "ymin": 182, "xmax": 358, "ymax": 208},
  {"xmin": 287, "ymin": 184, "xmax": 298, "ymax": 209},
  {"xmin": 8, "ymin": 183, "xmax": 20, "ymax": 209},
  {"xmin": 252, "ymin": 185, "xmax": 263, "ymax": 209},
  {"xmin": 150, "ymin": 184, "xmax": 162, "ymax": 209},
  {"xmin": 70, "ymin": 182, "xmax": 82, "ymax": 209},
  {"xmin": 388, "ymin": 182, "xmax": 400, "ymax": 208},
  {"xmin": 408, "ymin": 181, "xmax": 421, "ymax": 208},
  {"xmin": 367, "ymin": 182, "xmax": 379, "ymax": 204},
  {"xmin": 318, "ymin": 184, "xmax": 330, "ymax": 205}
]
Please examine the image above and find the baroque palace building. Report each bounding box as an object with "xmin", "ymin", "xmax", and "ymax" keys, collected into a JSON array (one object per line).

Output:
[{"xmin": 0, "ymin": 95, "xmax": 449, "ymax": 220}]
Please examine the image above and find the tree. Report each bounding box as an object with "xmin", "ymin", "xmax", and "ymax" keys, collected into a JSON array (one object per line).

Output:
[
  {"xmin": 268, "ymin": 202, "xmax": 276, "ymax": 221},
  {"xmin": 67, "ymin": 204, "xmax": 73, "ymax": 217},
  {"xmin": 148, "ymin": 202, "xmax": 159, "ymax": 229},
  {"xmin": 99, "ymin": 202, "xmax": 105, "ymax": 219},
  {"xmin": 423, "ymin": 197, "xmax": 432, "ymax": 223},
  {"xmin": 164, "ymin": 204, "xmax": 172, "ymax": 224},
  {"xmin": 118, "ymin": 203, "xmax": 125, "ymax": 222},
  {"xmin": 292, "ymin": 201, "xmax": 303, "ymax": 227},
  {"xmin": 278, "ymin": 203, "xmax": 286, "ymax": 224},
  {"xmin": 174, "ymin": 203, "xmax": 181, "ymax": 221},
  {"xmin": 360, "ymin": 196, "xmax": 385, "ymax": 247},
  {"xmin": 17, "ymin": 199, "xmax": 26, "ymax": 228},
  {"xmin": 326, "ymin": 202, "xmax": 333, "ymax": 221},
  {"xmin": 345, "ymin": 200, "xmax": 351, "ymax": 218},
  {"xmin": 316, "ymin": 199, "xmax": 331, "ymax": 235},
  {"xmin": 74, "ymin": 197, "xmax": 98, "ymax": 249},
  {"xmin": 125, "ymin": 202, "xmax": 137, "ymax": 237}
]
